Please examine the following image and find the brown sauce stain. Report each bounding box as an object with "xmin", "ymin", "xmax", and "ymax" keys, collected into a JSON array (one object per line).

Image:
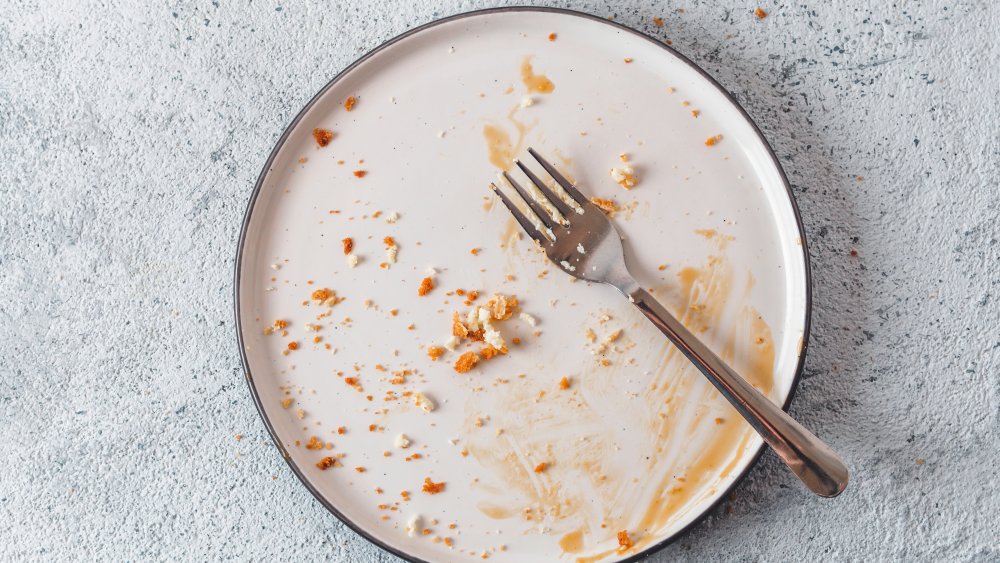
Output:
[
  {"xmin": 559, "ymin": 529, "xmax": 585, "ymax": 553},
  {"xmin": 483, "ymin": 123, "xmax": 515, "ymax": 170},
  {"xmin": 521, "ymin": 56, "xmax": 555, "ymax": 93},
  {"xmin": 479, "ymin": 503, "xmax": 517, "ymax": 519}
]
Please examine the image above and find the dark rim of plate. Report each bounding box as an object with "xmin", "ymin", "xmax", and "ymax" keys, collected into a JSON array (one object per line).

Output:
[{"xmin": 233, "ymin": 6, "xmax": 813, "ymax": 563}]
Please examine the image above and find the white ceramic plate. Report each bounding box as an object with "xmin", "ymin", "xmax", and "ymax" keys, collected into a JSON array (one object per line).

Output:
[{"xmin": 236, "ymin": 8, "xmax": 809, "ymax": 563}]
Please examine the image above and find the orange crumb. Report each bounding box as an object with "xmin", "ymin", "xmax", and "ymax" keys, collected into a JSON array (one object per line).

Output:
[
  {"xmin": 618, "ymin": 530, "xmax": 633, "ymax": 549},
  {"xmin": 705, "ymin": 134, "xmax": 723, "ymax": 146},
  {"xmin": 342, "ymin": 237, "xmax": 353, "ymax": 255},
  {"xmin": 590, "ymin": 197, "xmax": 619, "ymax": 214},
  {"xmin": 344, "ymin": 377, "xmax": 358, "ymax": 386},
  {"xmin": 390, "ymin": 309, "xmax": 399, "ymax": 316},
  {"xmin": 344, "ymin": 95, "xmax": 357, "ymax": 111},
  {"xmin": 355, "ymin": 467, "xmax": 366, "ymax": 473},
  {"xmin": 305, "ymin": 436, "xmax": 323, "ymax": 450},
  {"xmin": 422, "ymin": 477, "xmax": 445, "ymax": 494},
  {"xmin": 337, "ymin": 426, "xmax": 346, "ymax": 434},
  {"xmin": 454, "ymin": 351, "xmax": 480, "ymax": 373},
  {"xmin": 353, "ymin": 170, "xmax": 367, "ymax": 178},
  {"xmin": 311, "ymin": 288, "xmax": 332, "ymax": 301},
  {"xmin": 287, "ymin": 341, "xmax": 298, "ymax": 351},
  {"xmin": 754, "ymin": 7, "xmax": 768, "ymax": 19},
  {"xmin": 512, "ymin": 337, "xmax": 521, "ymax": 345},
  {"xmin": 418, "ymin": 277, "xmax": 435, "ymax": 296},
  {"xmin": 427, "ymin": 345, "xmax": 445, "ymax": 361},
  {"xmin": 548, "ymin": 32, "xmax": 557, "ymax": 41},
  {"xmin": 534, "ymin": 462, "xmax": 548, "ymax": 473},
  {"xmin": 692, "ymin": 110, "xmax": 700, "ymax": 117},
  {"xmin": 714, "ymin": 417, "xmax": 724, "ymax": 424},
  {"xmin": 273, "ymin": 319, "xmax": 288, "ymax": 329},
  {"xmin": 623, "ymin": 57, "xmax": 633, "ymax": 63},
  {"xmin": 316, "ymin": 457, "xmax": 337, "ymax": 470},
  {"xmin": 470, "ymin": 247, "xmax": 480, "ymax": 256},
  {"xmin": 558, "ymin": 376, "xmax": 571, "ymax": 390},
  {"xmin": 384, "ymin": 236, "xmax": 396, "ymax": 247},
  {"xmin": 368, "ymin": 424, "xmax": 377, "ymax": 432},
  {"xmin": 658, "ymin": 264, "xmax": 667, "ymax": 271},
  {"xmin": 313, "ymin": 128, "xmax": 333, "ymax": 147},
  {"xmin": 479, "ymin": 346, "xmax": 503, "ymax": 361},
  {"xmin": 599, "ymin": 359, "xmax": 611, "ymax": 367},
  {"xmin": 653, "ymin": 16, "xmax": 664, "ymax": 27}
]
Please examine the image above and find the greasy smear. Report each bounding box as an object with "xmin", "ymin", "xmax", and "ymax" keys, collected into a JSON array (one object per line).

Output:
[
  {"xmin": 462, "ymin": 232, "xmax": 777, "ymax": 561},
  {"xmin": 521, "ymin": 56, "xmax": 555, "ymax": 93},
  {"xmin": 483, "ymin": 123, "xmax": 516, "ymax": 170}
]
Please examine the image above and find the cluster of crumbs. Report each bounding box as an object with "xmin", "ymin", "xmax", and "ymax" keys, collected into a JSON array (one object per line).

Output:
[{"xmin": 448, "ymin": 293, "xmax": 523, "ymax": 373}]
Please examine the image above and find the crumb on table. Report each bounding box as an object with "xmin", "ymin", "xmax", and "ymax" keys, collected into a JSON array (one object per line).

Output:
[
  {"xmin": 618, "ymin": 530, "xmax": 633, "ymax": 549},
  {"xmin": 454, "ymin": 351, "xmax": 480, "ymax": 373},
  {"xmin": 344, "ymin": 95, "xmax": 357, "ymax": 111},
  {"xmin": 422, "ymin": 477, "xmax": 445, "ymax": 494},
  {"xmin": 418, "ymin": 276, "xmax": 435, "ymax": 296},
  {"xmin": 313, "ymin": 128, "xmax": 333, "ymax": 147},
  {"xmin": 342, "ymin": 237, "xmax": 353, "ymax": 255}
]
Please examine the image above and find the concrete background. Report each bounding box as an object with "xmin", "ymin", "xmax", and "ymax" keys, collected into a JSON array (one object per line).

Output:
[{"xmin": 1, "ymin": 0, "xmax": 997, "ymax": 560}]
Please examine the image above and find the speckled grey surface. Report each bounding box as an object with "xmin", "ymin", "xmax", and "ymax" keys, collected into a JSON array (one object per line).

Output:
[{"xmin": 1, "ymin": 1, "xmax": 997, "ymax": 560}]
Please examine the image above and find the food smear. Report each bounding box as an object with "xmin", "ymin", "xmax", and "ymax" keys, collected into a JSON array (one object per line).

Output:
[{"xmin": 462, "ymin": 233, "xmax": 776, "ymax": 560}]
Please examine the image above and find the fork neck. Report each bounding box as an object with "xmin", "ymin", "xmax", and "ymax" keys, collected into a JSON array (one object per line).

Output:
[{"xmin": 606, "ymin": 272, "xmax": 642, "ymax": 300}]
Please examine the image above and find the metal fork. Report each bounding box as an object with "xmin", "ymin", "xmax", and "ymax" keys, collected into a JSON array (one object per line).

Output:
[{"xmin": 489, "ymin": 147, "xmax": 849, "ymax": 497}]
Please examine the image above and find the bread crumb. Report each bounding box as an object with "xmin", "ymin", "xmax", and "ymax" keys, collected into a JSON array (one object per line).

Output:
[
  {"xmin": 395, "ymin": 434, "xmax": 412, "ymax": 449},
  {"xmin": 705, "ymin": 134, "xmax": 723, "ymax": 146},
  {"xmin": 386, "ymin": 211, "xmax": 400, "ymax": 223},
  {"xmin": 418, "ymin": 277, "xmax": 435, "ymax": 296},
  {"xmin": 610, "ymin": 164, "xmax": 638, "ymax": 189},
  {"xmin": 422, "ymin": 477, "xmax": 445, "ymax": 494},
  {"xmin": 558, "ymin": 376, "xmax": 571, "ymax": 390},
  {"xmin": 754, "ymin": 7, "xmax": 768, "ymax": 19},
  {"xmin": 618, "ymin": 530, "xmax": 633, "ymax": 549},
  {"xmin": 427, "ymin": 345, "xmax": 445, "ymax": 361},
  {"xmin": 406, "ymin": 514, "xmax": 422, "ymax": 537},
  {"xmin": 520, "ymin": 96, "xmax": 534, "ymax": 108},
  {"xmin": 414, "ymin": 392, "xmax": 436, "ymax": 412},
  {"xmin": 353, "ymin": 170, "xmax": 367, "ymax": 178},
  {"xmin": 548, "ymin": 32, "xmax": 556, "ymax": 41},
  {"xmin": 623, "ymin": 57, "xmax": 633, "ymax": 63},
  {"xmin": 590, "ymin": 197, "xmax": 619, "ymax": 214},
  {"xmin": 313, "ymin": 128, "xmax": 333, "ymax": 147},
  {"xmin": 316, "ymin": 457, "xmax": 337, "ymax": 470},
  {"xmin": 342, "ymin": 237, "xmax": 353, "ymax": 255},
  {"xmin": 519, "ymin": 312, "xmax": 538, "ymax": 327},
  {"xmin": 281, "ymin": 398, "xmax": 293, "ymax": 409},
  {"xmin": 346, "ymin": 254, "xmax": 359, "ymax": 268},
  {"xmin": 454, "ymin": 351, "xmax": 480, "ymax": 373},
  {"xmin": 344, "ymin": 95, "xmax": 357, "ymax": 111},
  {"xmin": 534, "ymin": 462, "xmax": 548, "ymax": 473}
]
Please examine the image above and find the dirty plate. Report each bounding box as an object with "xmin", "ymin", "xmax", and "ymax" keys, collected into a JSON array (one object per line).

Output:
[{"xmin": 235, "ymin": 7, "xmax": 809, "ymax": 563}]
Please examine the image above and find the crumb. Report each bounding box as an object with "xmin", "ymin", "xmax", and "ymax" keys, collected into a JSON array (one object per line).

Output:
[
  {"xmin": 454, "ymin": 351, "xmax": 480, "ymax": 373},
  {"xmin": 395, "ymin": 434, "xmax": 411, "ymax": 449},
  {"xmin": 406, "ymin": 514, "xmax": 422, "ymax": 537},
  {"xmin": 235, "ymin": 434, "xmax": 243, "ymax": 441},
  {"xmin": 590, "ymin": 197, "xmax": 619, "ymax": 214},
  {"xmin": 754, "ymin": 7, "xmax": 768, "ymax": 19},
  {"xmin": 519, "ymin": 312, "xmax": 538, "ymax": 327},
  {"xmin": 355, "ymin": 467, "xmax": 366, "ymax": 473},
  {"xmin": 534, "ymin": 462, "xmax": 548, "ymax": 473},
  {"xmin": 653, "ymin": 16, "xmax": 664, "ymax": 27},
  {"xmin": 558, "ymin": 376, "xmax": 570, "ymax": 390},
  {"xmin": 705, "ymin": 134, "xmax": 723, "ymax": 146},
  {"xmin": 548, "ymin": 32, "xmax": 556, "ymax": 41},
  {"xmin": 479, "ymin": 346, "xmax": 503, "ymax": 361},
  {"xmin": 386, "ymin": 211, "xmax": 399, "ymax": 223},
  {"xmin": 422, "ymin": 477, "xmax": 445, "ymax": 494},
  {"xmin": 281, "ymin": 398, "xmax": 293, "ymax": 409},
  {"xmin": 305, "ymin": 436, "xmax": 324, "ymax": 450},
  {"xmin": 316, "ymin": 457, "xmax": 337, "ymax": 470},
  {"xmin": 520, "ymin": 95, "xmax": 534, "ymax": 108},
  {"xmin": 470, "ymin": 247, "xmax": 480, "ymax": 256},
  {"xmin": 623, "ymin": 57, "xmax": 633, "ymax": 63},
  {"xmin": 344, "ymin": 95, "xmax": 357, "ymax": 111},
  {"xmin": 346, "ymin": 254, "xmax": 359, "ymax": 268},
  {"xmin": 692, "ymin": 110, "xmax": 700, "ymax": 117},
  {"xmin": 418, "ymin": 277, "xmax": 435, "ymax": 296},
  {"xmin": 313, "ymin": 128, "xmax": 333, "ymax": 147},
  {"xmin": 414, "ymin": 392, "xmax": 436, "ymax": 412},
  {"xmin": 342, "ymin": 237, "xmax": 353, "ymax": 255},
  {"xmin": 337, "ymin": 426, "xmax": 346, "ymax": 434},
  {"xmin": 618, "ymin": 530, "xmax": 633, "ymax": 549},
  {"xmin": 287, "ymin": 341, "xmax": 298, "ymax": 351},
  {"xmin": 427, "ymin": 345, "xmax": 445, "ymax": 361},
  {"xmin": 714, "ymin": 417, "xmax": 724, "ymax": 424},
  {"xmin": 512, "ymin": 337, "xmax": 521, "ymax": 345},
  {"xmin": 610, "ymin": 164, "xmax": 638, "ymax": 189},
  {"xmin": 584, "ymin": 327, "xmax": 597, "ymax": 343},
  {"xmin": 658, "ymin": 264, "xmax": 667, "ymax": 271},
  {"xmin": 353, "ymin": 170, "xmax": 367, "ymax": 178}
]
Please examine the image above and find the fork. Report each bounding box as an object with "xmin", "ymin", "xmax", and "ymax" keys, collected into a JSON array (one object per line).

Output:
[{"xmin": 489, "ymin": 147, "xmax": 849, "ymax": 497}]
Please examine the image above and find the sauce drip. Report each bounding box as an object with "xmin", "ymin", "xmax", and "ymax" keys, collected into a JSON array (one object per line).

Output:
[{"xmin": 521, "ymin": 57, "xmax": 555, "ymax": 93}]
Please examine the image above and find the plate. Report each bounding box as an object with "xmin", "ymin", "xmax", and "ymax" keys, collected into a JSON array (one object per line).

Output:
[{"xmin": 235, "ymin": 7, "xmax": 809, "ymax": 562}]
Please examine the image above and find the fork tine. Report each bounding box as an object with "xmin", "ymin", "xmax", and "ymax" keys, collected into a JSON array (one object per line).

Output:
[
  {"xmin": 501, "ymin": 171, "xmax": 557, "ymax": 231},
  {"xmin": 514, "ymin": 159, "xmax": 573, "ymax": 219},
  {"xmin": 489, "ymin": 183, "xmax": 551, "ymax": 245},
  {"xmin": 526, "ymin": 147, "xmax": 589, "ymax": 209}
]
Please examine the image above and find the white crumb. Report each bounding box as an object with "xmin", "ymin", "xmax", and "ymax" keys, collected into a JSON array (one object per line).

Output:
[
  {"xmin": 519, "ymin": 312, "xmax": 538, "ymax": 327},
  {"xmin": 520, "ymin": 95, "xmax": 534, "ymax": 108},
  {"xmin": 414, "ymin": 392, "xmax": 436, "ymax": 412},
  {"xmin": 346, "ymin": 254, "xmax": 359, "ymax": 268},
  {"xmin": 394, "ymin": 434, "xmax": 411, "ymax": 449}
]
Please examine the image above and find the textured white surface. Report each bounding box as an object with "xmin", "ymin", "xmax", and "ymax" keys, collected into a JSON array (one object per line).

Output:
[{"xmin": 1, "ymin": 1, "xmax": 997, "ymax": 561}]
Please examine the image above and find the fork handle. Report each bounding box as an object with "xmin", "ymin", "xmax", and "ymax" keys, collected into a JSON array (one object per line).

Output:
[{"xmin": 625, "ymin": 287, "xmax": 849, "ymax": 497}]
